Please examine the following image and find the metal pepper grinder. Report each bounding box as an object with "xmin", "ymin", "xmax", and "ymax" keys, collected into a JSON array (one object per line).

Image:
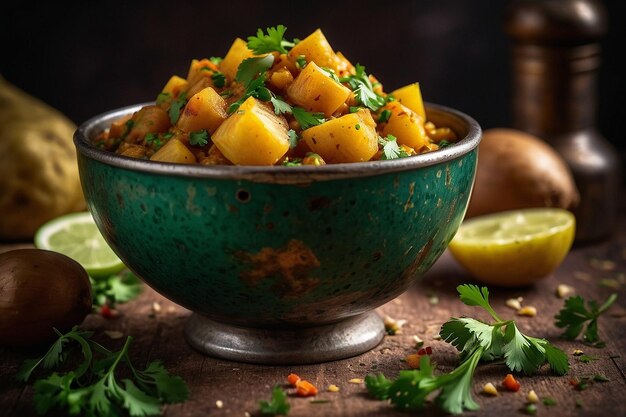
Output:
[{"xmin": 505, "ymin": 0, "xmax": 620, "ymax": 242}]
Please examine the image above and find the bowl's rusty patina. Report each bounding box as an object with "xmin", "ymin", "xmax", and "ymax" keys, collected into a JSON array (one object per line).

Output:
[{"xmin": 74, "ymin": 102, "xmax": 481, "ymax": 364}]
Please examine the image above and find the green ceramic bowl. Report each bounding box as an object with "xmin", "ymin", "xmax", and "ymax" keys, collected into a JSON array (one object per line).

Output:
[{"xmin": 74, "ymin": 102, "xmax": 481, "ymax": 363}]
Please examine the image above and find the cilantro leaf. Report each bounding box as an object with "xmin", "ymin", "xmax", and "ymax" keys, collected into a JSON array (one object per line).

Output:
[
  {"xmin": 503, "ymin": 324, "xmax": 546, "ymax": 375},
  {"xmin": 540, "ymin": 340, "xmax": 570, "ymax": 375},
  {"xmin": 259, "ymin": 385, "xmax": 290, "ymax": 415},
  {"xmin": 270, "ymin": 95, "xmax": 292, "ymax": 115},
  {"xmin": 378, "ymin": 135, "xmax": 409, "ymax": 160},
  {"xmin": 236, "ymin": 55, "xmax": 275, "ymax": 87},
  {"xmin": 169, "ymin": 92, "xmax": 187, "ymax": 124},
  {"xmin": 292, "ymin": 107, "xmax": 325, "ymax": 130},
  {"xmin": 211, "ymin": 71, "xmax": 226, "ymax": 88},
  {"xmin": 209, "ymin": 56, "xmax": 222, "ymax": 65},
  {"xmin": 378, "ymin": 109, "xmax": 391, "ymax": 123},
  {"xmin": 364, "ymin": 373, "xmax": 392, "ymax": 400},
  {"xmin": 340, "ymin": 64, "xmax": 386, "ymax": 111},
  {"xmin": 90, "ymin": 270, "xmax": 143, "ymax": 309},
  {"xmin": 554, "ymin": 293, "xmax": 617, "ymax": 346},
  {"xmin": 137, "ymin": 361, "xmax": 190, "ymax": 403},
  {"xmin": 189, "ymin": 130, "xmax": 210, "ymax": 147},
  {"xmin": 247, "ymin": 25, "xmax": 294, "ymax": 54},
  {"xmin": 287, "ymin": 129, "xmax": 299, "ymax": 149},
  {"xmin": 456, "ymin": 284, "xmax": 502, "ymax": 322}
]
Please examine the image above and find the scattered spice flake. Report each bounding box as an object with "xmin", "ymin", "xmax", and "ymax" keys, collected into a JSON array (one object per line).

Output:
[
  {"xmin": 309, "ymin": 399, "xmax": 331, "ymax": 404},
  {"xmin": 589, "ymin": 258, "xmax": 616, "ymax": 271},
  {"xmin": 216, "ymin": 400, "xmax": 224, "ymax": 408},
  {"xmin": 574, "ymin": 271, "xmax": 592, "ymax": 281},
  {"xmin": 99, "ymin": 304, "xmax": 117, "ymax": 319},
  {"xmin": 527, "ymin": 390, "xmax": 539, "ymax": 403},
  {"xmin": 327, "ymin": 384, "xmax": 340, "ymax": 392},
  {"xmin": 593, "ymin": 374, "xmax": 610, "ymax": 382},
  {"xmin": 412, "ymin": 335, "xmax": 424, "ymax": 348},
  {"xmin": 348, "ymin": 378, "xmax": 363, "ymax": 384},
  {"xmin": 572, "ymin": 349, "xmax": 584, "ymax": 356},
  {"xmin": 103, "ymin": 330, "xmax": 124, "ymax": 340},
  {"xmin": 556, "ymin": 284, "xmax": 574, "ymax": 298},
  {"xmin": 502, "ymin": 374, "xmax": 521, "ymax": 392},
  {"xmin": 517, "ymin": 306, "xmax": 537, "ymax": 317},
  {"xmin": 506, "ymin": 298, "xmax": 522, "ymax": 310},
  {"xmin": 569, "ymin": 377, "xmax": 588, "ymax": 391},
  {"xmin": 525, "ymin": 403, "xmax": 537, "ymax": 415},
  {"xmin": 383, "ymin": 316, "xmax": 407, "ymax": 335},
  {"xmin": 482, "ymin": 382, "xmax": 499, "ymax": 396},
  {"xmin": 405, "ymin": 354, "xmax": 422, "ymax": 369},
  {"xmin": 542, "ymin": 397, "xmax": 557, "ymax": 406}
]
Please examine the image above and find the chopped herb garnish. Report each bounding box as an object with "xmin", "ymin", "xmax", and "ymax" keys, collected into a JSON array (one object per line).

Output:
[
  {"xmin": 593, "ymin": 374, "xmax": 610, "ymax": 382},
  {"xmin": 438, "ymin": 140, "xmax": 452, "ymax": 148},
  {"xmin": 378, "ymin": 135, "xmax": 409, "ymax": 160},
  {"xmin": 156, "ymin": 92, "xmax": 171, "ymax": 104},
  {"xmin": 340, "ymin": 64, "xmax": 386, "ymax": 111},
  {"xmin": 287, "ymin": 129, "xmax": 299, "ymax": 149},
  {"xmin": 295, "ymin": 55, "xmax": 307, "ymax": 69},
  {"xmin": 578, "ymin": 355, "xmax": 598, "ymax": 363},
  {"xmin": 17, "ymin": 327, "xmax": 188, "ymax": 417},
  {"xmin": 349, "ymin": 106, "xmax": 360, "ymax": 113},
  {"xmin": 211, "ymin": 71, "xmax": 226, "ymax": 88},
  {"xmin": 189, "ymin": 130, "xmax": 209, "ymax": 146},
  {"xmin": 209, "ymin": 56, "xmax": 223, "ymax": 65},
  {"xmin": 259, "ymin": 385, "xmax": 290, "ymax": 415},
  {"xmin": 163, "ymin": 132, "xmax": 174, "ymax": 139},
  {"xmin": 525, "ymin": 403, "xmax": 538, "ymax": 415},
  {"xmin": 555, "ymin": 293, "xmax": 618, "ymax": 347},
  {"xmin": 90, "ymin": 270, "xmax": 143, "ymax": 310},
  {"xmin": 378, "ymin": 109, "xmax": 391, "ymax": 123},
  {"xmin": 292, "ymin": 107, "xmax": 325, "ymax": 130},
  {"xmin": 364, "ymin": 284, "xmax": 569, "ymax": 415},
  {"xmin": 319, "ymin": 67, "xmax": 341, "ymax": 83},
  {"xmin": 355, "ymin": 124, "xmax": 361, "ymax": 130},
  {"xmin": 247, "ymin": 25, "xmax": 294, "ymax": 55},
  {"xmin": 121, "ymin": 120, "xmax": 135, "ymax": 139},
  {"xmin": 168, "ymin": 92, "xmax": 187, "ymax": 124},
  {"xmin": 282, "ymin": 157, "xmax": 303, "ymax": 167},
  {"xmin": 236, "ymin": 55, "xmax": 275, "ymax": 87},
  {"xmin": 543, "ymin": 397, "xmax": 557, "ymax": 406},
  {"xmin": 270, "ymin": 95, "xmax": 293, "ymax": 116}
]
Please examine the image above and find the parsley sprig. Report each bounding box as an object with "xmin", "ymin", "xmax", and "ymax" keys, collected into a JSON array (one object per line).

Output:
[
  {"xmin": 340, "ymin": 64, "xmax": 386, "ymax": 111},
  {"xmin": 365, "ymin": 284, "xmax": 569, "ymax": 415},
  {"xmin": 17, "ymin": 327, "xmax": 189, "ymax": 417},
  {"xmin": 90, "ymin": 270, "xmax": 143, "ymax": 310},
  {"xmin": 555, "ymin": 293, "xmax": 617, "ymax": 347},
  {"xmin": 259, "ymin": 385, "xmax": 290, "ymax": 415},
  {"xmin": 247, "ymin": 25, "xmax": 295, "ymax": 55}
]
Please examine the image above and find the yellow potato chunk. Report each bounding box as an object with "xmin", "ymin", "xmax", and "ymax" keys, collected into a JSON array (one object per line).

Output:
[
  {"xmin": 160, "ymin": 75, "xmax": 187, "ymax": 99},
  {"xmin": 219, "ymin": 38, "xmax": 254, "ymax": 81},
  {"xmin": 390, "ymin": 83, "xmax": 426, "ymax": 120},
  {"xmin": 212, "ymin": 96, "xmax": 289, "ymax": 165},
  {"xmin": 186, "ymin": 58, "xmax": 217, "ymax": 87},
  {"xmin": 302, "ymin": 109, "xmax": 378, "ymax": 163},
  {"xmin": 286, "ymin": 62, "xmax": 351, "ymax": 117},
  {"xmin": 150, "ymin": 138, "xmax": 196, "ymax": 164},
  {"xmin": 288, "ymin": 29, "xmax": 344, "ymax": 73},
  {"xmin": 381, "ymin": 101, "xmax": 428, "ymax": 150},
  {"xmin": 176, "ymin": 87, "xmax": 227, "ymax": 134}
]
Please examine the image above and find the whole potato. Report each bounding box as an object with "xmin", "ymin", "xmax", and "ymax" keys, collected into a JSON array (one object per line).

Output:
[
  {"xmin": 0, "ymin": 249, "xmax": 92, "ymax": 346},
  {"xmin": 0, "ymin": 77, "xmax": 86, "ymax": 240},
  {"xmin": 466, "ymin": 128, "xmax": 579, "ymax": 218}
]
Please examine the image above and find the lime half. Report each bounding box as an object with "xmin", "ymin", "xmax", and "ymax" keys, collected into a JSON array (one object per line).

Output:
[
  {"xmin": 448, "ymin": 208, "xmax": 575, "ymax": 286},
  {"xmin": 35, "ymin": 212, "xmax": 125, "ymax": 278}
]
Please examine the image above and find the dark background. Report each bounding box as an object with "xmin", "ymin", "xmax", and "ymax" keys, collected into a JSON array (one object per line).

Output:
[{"xmin": 1, "ymin": 0, "xmax": 624, "ymax": 151}]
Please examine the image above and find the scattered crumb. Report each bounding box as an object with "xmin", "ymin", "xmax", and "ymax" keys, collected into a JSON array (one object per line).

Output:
[
  {"xmin": 166, "ymin": 306, "xmax": 177, "ymax": 313},
  {"xmin": 432, "ymin": 334, "xmax": 442, "ymax": 341},
  {"xmin": 589, "ymin": 258, "xmax": 616, "ymax": 271},
  {"xmin": 427, "ymin": 292, "xmax": 439, "ymax": 305},
  {"xmin": 327, "ymin": 384, "xmax": 340, "ymax": 392},
  {"xmin": 152, "ymin": 302, "xmax": 162, "ymax": 313},
  {"xmin": 393, "ymin": 298, "xmax": 402, "ymax": 305},
  {"xmin": 103, "ymin": 330, "xmax": 124, "ymax": 340},
  {"xmin": 573, "ymin": 349, "xmax": 584, "ymax": 356},
  {"xmin": 244, "ymin": 412, "xmax": 251, "ymax": 417},
  {"xmin": 384, "ymin": 315, "xmax": 407, "ymax": 335},
  {"xmin": 506, "ymin": 298, "xmax": 522, "ymax": 310},
  {"xmin": 482, "ymin": 382, "xmax": 498, "ymax": 396},
  {"xmin": 517, "ymin": 306, "xmax": 537, "ymax": 317},
  {"xmin": 348, "ymin": 378, "xmax": 363, "ymax": 384},
  {"xmin": 527, "ymin": 390, "xmax": 539, "ymax": 403},
  {"xmin": 574, "ymin": 271, "xmax": 592, "ymax": 281},
  {"xmin": 215, "ymin": 400, "xmax": 223, "ymax": 408},
  {"xmin": 413, "ymin": 335, "xmax": 424, "ymax": 348},
  {"xmin": 556, "ymin": 284, "xmax": 574, "ymax": 298}
]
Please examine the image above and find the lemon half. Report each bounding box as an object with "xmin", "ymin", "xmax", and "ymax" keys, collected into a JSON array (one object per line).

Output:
[{"xmin": 448, "ymin": 208, "xmax": 575, "ymax": 286}]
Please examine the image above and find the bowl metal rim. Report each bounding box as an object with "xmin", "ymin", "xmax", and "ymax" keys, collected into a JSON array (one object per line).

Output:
[{"xmin": 74, "ymin": 101, "xmax": 481, "ymax": 183}]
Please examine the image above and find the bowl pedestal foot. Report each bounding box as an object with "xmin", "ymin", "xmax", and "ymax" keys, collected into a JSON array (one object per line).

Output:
[{"xmin": 184, "ymin": 311, "xmax": 385, "ymax": 364}]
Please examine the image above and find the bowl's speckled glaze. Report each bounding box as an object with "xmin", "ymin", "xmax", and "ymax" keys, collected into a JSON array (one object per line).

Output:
[{"xmin": 74, "ymin": 103, "xmax": 480, "ymax": 331}]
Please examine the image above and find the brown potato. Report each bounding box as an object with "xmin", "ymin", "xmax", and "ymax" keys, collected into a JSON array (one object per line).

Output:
[
  {"xmin": 0, "ymin": 249, "xmax": 92, "ymax": 346},
  {"xmin": 466, "ymin": 128, "xmax": 579, "ymax": 218},
  {"xmin": 0, "ymin": 77, "xmax": 86, "ymax": 240}
]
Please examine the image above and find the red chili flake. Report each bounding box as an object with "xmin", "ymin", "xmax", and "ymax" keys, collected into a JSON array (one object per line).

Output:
[
  {"xmin": 417, "ymin": 346, "xmax": 433, "ymax": 355},
  {"xmin": 100, "ymin": 304, "xmax": 114, "ymax": 319},
  {"xmin": 502, "ymin": 374, "xmax": 521, "ymax": 392}
]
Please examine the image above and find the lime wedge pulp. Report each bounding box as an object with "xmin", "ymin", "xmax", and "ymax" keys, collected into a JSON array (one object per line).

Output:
[{"xmin": 34, "ymin": 212, "xmax": 125, "ymax": 278}]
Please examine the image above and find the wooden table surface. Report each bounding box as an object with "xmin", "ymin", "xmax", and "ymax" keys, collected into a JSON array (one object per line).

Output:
[{"xmin": 1, "ymin": 213, "xmax": 625, "ymax": 417}]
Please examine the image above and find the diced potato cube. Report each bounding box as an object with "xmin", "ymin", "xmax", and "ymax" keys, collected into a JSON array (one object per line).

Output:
[
  {"xmin": 390, "ymin": 83, "xmax": 426, "ymax": 120},
  {"xmin": 219, "ymin": 38, "xmax": 254, "ymax": 81},
  {"xmin": 176, "ymin": 87, "xmax": 227, "ymax": 134},
  {"xmin": 302, "ymin": 109, "xmax": 378, "ymax": 163},
  {"xmin": 335, "ymin": 51, "xmax": 355, "ymax": 76},
  {"xmin": 160, "ymin": 75, "xmax": 188, "ymax": 99},
  {"xmin": 381, "ymin": 101, "xmax": 428, "ymax": 150},
  {"xmin": 288, "ymin": 29, "xmax": 344, "ymax": 73},
  {"xmin": 286, "ymin": 62, "xmax": 351, "ymax": 117},
  {"xmin": 212, "ymin": 96, "xmax": 290, "ymax": 165},
  {"xmin": 186, "ymin": 58, "xmax": 218, "ymax": 87},
  {"xmin": 126, "ymin": 106, "xmax": 170, "ymax": 142},
  {"xmin": 150, "ymin": 138, "xmax": 196, "ymax": 164}
]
